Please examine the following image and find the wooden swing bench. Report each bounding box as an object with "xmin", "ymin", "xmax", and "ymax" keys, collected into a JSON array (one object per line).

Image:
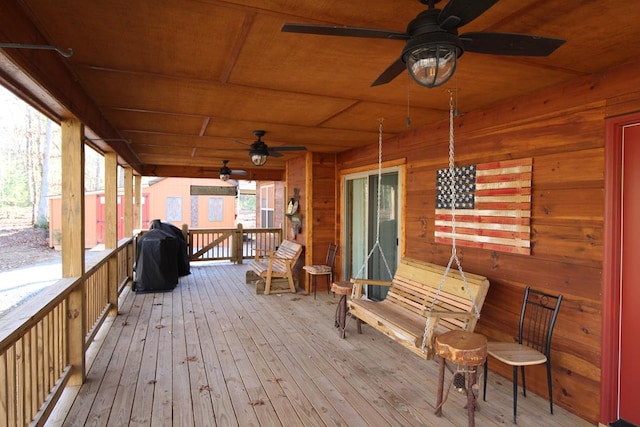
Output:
[
  {"xmin": 348, "ymin": 258, "xmax": 490, "ymax": 359},
  {"xmin": 248, "ymin": 239, "xmax": 303, "ymax": 295}
]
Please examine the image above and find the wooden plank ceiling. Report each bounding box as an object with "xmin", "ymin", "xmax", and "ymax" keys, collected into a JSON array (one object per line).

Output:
[{"xmin": 1, "ymin": 0, "xmax": 639, "ymax": 180}]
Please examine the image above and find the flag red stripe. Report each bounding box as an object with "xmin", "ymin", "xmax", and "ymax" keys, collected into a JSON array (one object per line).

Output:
[
  {"xmin": 477, "ymin": 172, "xmax": 532, "ymax": 183},
  {"xmin": 475, "ymin": 187, "xmax": 531, "ymax": 196},
  {"xmin": 476, "ymin": 158, "xmax": 533, "ymax": 171},
  {"xmin": 474, "ymin": 202, "xmax": 531, "ymax": 210}
]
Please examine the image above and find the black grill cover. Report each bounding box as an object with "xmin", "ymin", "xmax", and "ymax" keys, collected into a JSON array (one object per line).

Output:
[
  {"xmin": 150, "ymin": 219, "xmax": 190, "ymax": 276},
  {"xmin": 133, "ymin": 228, "xmax": 179, "ymax": 293}
]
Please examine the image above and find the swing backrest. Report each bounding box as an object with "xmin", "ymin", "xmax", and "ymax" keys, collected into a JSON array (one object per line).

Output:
[{"xmin": 386, "ymin": 258, "xmax": 490, "ymax": 333}]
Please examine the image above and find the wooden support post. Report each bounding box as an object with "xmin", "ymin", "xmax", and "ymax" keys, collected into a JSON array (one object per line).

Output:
[
  {"xmin": 104, "ymin": 152, "xmax": 119, "ymax": 315},
  {"xmin": 124, "ymin": 167, "xmax": 133, "ymax": 238},
  {"xmin": 61, "ymin": 118, "xmax": 85, "ymax": 386},
  {"xmin": 134, "ymin": 174, "xmax": 142, "ymax": 230},
  {"xmin": 108, "ymin": 256, "xmax": 118, "ymax": 315},
  {"xmin": 236, "ymin": 223, "xmax": 244, "ymax": 264},
  {"xmin": 104, "ymin": 152, "xmax": 118, "ymax": 250}
]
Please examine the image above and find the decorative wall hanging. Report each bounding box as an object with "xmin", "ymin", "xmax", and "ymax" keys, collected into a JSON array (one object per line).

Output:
[
  {"xmin": 286, "ymin": 188, "xmax": 302, "ymax": 235},
  {"xmin": 434, "ymin": 157, "xmax": 532, "ymax": 255}
]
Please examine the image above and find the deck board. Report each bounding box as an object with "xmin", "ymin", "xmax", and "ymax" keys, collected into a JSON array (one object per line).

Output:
[{"xmin": 47, "ymin": 262, "xmax": 594, "ymax": 427}]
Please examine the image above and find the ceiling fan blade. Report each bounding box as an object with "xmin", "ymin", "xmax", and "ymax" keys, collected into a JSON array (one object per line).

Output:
[
  {"xmin": 371, "ymin": 57, "xmax": 406, "ymax": 87},
  {"xmin": 460, "ymin": 32, "xmax": 566, "ymax": 56},
  {"xmin": 282, "ymin": 23, "xmax": 409, "ymax": 40},
  {"xmin": 230, "ymin": 169, "xmax": 248, "ymax": 175},
  {"xmin": 268, "ymin": 146, "xmax": 307, "ymax": 152},
  {"xmin": 438, "ymin": 0, "xmax": 499, "ymax": 30}
]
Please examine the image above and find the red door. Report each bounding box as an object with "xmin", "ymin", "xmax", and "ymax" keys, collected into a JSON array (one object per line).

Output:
[
  {"xmin": 620, "ymin": 123, "xmax": 640, "ymax": 424},
  {"xmin": 96, "ymin": 194, "xmax": 105, "ymax": 244}
]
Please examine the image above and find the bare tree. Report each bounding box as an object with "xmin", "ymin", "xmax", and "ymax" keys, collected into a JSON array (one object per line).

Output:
[{"xmin": 37, "ymin": 119, "xmax": 53, "ymax": 226}]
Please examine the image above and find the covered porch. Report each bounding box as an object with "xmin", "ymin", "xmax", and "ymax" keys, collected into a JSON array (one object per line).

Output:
[{"xmin": 47, "ymin": 262, "xmax": 589, "ymax": 426}]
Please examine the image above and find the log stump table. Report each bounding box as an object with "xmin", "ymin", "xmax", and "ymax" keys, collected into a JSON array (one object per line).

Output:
[
  {"xmin": 330, "ymin": 281, "xmax": 353, "ymax": 339},
  {"xmin": 435, "ymin": 330, "xmax": 488, "ymax": 427}
]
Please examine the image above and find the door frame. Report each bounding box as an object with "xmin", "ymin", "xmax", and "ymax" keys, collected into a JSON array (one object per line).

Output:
[
  {"xmin": 340, "ymin": 160, "xmax": 405, "ymax": 283},
  {"xmin": 602, "ymin": 111, "xmax": 640, "ymax": 424}
]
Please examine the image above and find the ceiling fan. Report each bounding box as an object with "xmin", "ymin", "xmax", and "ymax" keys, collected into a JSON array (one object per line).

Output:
[
  {"xmin": 282, "ymin": 0, "xmax": 565, "ymax": 88},
  {"xmin": 218, "ymin": 160, "xmax": 247, "ymax": 181},
  {"xmin": 246, "ymin": 130, "xmax": 306, "ymax": 166}
]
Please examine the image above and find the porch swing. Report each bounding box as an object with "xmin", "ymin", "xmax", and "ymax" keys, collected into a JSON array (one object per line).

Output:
[{"xmin": 347, "ymin": 92, "xmax": 490, "ymax": 361}]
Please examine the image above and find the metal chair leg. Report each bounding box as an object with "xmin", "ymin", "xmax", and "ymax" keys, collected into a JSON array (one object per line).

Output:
[
  {"xmin": 521, "ymin": 365, "xmax": 527, "ymax": 397},
  {"xmin": 546, "ymin": 359, "xmax": 554, "ymax": 414},
  {"xmin": 483, "ymin": 359, "xmax": 488, "ymax": 401},
  {"xmin": 513, "ymin": 365, "xmax": 518, "ymax": 424},
  {"xmin": 313, "ymin": 276, "xmax": 317, "ymax": 299}
]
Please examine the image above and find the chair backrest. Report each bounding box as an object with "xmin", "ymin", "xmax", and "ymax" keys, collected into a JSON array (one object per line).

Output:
[
  {"xmin": 270, "ymin": 239, "xmax": 303, "ymax": 272},
  {"xmin": 518, "ymin": 286, "xmax": 563, "ymax": 357},
  {"xmin": 324, "ymin": 243, "xmax": 338, "ymax": 268}
]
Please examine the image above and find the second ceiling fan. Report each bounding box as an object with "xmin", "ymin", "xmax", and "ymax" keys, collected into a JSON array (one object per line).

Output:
[
  {"xmin": 246, "ymin": 130, "xmax": 306, "ymax": 166},
  {"xmin": 282, "ymin": 0, "xmax": 565, "ymax": 88}
]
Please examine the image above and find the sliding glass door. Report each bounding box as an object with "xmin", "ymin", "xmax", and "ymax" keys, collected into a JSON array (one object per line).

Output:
[{"xmin": 344, "ymin": 168, "xmax": 400, "ymax": 301}]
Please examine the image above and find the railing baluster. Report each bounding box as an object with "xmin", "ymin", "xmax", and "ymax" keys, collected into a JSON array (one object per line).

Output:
[{"xmin": 186, "ymin": 227, "xmax": 283, "ymax": 262}]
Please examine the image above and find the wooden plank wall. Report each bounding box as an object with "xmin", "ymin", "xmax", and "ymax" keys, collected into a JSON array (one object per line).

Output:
[
  {"xmin": 285, "ymin": 154, "xmax": 307, "ymax": 290},
  {"xmin": 309, "ymin": 153, "xmax": 338, "ymax": 291},
  {"xmin": 333, "ymin": 60, "xmax": 640, "ymax": 425}
]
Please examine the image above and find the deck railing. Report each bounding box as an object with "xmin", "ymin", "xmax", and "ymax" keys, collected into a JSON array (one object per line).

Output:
[
  {"xmin": 0, "ymin": 237, "xmax": 134, "ymax": 427},
  {"xmin": 187, "ymin": 224, "xmax": 283, "ymax": 263},
  {"xmin": 0, "ymin": 225, "xmax": 280, "ymax": 426}
]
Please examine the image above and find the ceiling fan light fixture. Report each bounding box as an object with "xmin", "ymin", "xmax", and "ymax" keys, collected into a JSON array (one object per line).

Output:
[
  {"xmin": 219, "ymin": 160, "xmax": 232, "ymax": 181},
  {"xmin": 250, "ymin": 153, "xmax": 268, "ymax": 166},
  {"xmin": 249, "ymin": 130, "xmax": 270, "ymax": 166},
  {"xmin": 404, "ymin": 43, "xmax": 459, "ymax": 88},
  {"xmin": 249, "ymin": 145, "xmax": 269, "ymax": 166}
]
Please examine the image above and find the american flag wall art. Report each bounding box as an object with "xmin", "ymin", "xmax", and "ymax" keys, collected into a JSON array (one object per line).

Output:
[{"xmin": 434, "ymin": 158, "xmax": 532, "ymax": 255}]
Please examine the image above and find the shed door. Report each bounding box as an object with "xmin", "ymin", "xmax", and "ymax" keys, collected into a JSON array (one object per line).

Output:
[{"xmin": 620, "ymin": 123, "xmax": 640, "ymax": 424}]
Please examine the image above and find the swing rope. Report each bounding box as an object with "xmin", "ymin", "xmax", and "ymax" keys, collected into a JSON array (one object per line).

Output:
[
  {"xmin": 352, "ymin": 119, "xmax": 393, "ymax": 296},
  {"xmin": 421, "ymin": 91, "xmax": 480, "ymax": 353}
]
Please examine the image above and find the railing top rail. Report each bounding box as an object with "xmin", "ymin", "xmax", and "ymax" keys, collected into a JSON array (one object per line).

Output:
[
  {"xmin": 0, "ymin": 277, "xmax": 78, "ymax": 352},
  {"xmin": 0, "ymin": 237, "xmax": 134, "ymax": 353},
  {"xmin": 85, "ymin": 237, "xmax": 134, "ymax": 275}
]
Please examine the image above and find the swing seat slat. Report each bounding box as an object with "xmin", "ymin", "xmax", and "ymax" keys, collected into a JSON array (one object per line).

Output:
[{"xmin": 348, "ymin": 258, "xmax": 490, "ymax": 359}]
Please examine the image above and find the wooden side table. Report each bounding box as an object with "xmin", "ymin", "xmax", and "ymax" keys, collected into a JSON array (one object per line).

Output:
[
  {"xmin": 330, "ymin": 281, "xmax": 353, "ymax": 339},
  {"xmin": 435, "ymin": 330, "xmax": 488, "ymax": 427}
]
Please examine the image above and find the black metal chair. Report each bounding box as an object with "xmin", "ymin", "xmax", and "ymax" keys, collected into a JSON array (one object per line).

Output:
[
  {"xmin": 302, "ymin": 243, "xmax": 338, "ymax": 299},
  {"xmin": 483, "ymin": 286, "xmax": 563, "ymax": 424}
]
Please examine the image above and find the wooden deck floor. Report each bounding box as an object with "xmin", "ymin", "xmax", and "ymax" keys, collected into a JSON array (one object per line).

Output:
[{"xmin": 47, "ymin": 263, "xmax": 593, "ymax": 426}]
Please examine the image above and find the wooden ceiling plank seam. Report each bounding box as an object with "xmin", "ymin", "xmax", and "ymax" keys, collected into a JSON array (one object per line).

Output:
[
  {"xmin": 199, "ymin": 117, "xmax": 211, "ymax": 136},
  {"xmin": 220, "ymin": 12, "xmax": 256, "ymax": 83},
  {"xmin": 79, "ymin": 63, "xmax": 420, "ymax": 116}
]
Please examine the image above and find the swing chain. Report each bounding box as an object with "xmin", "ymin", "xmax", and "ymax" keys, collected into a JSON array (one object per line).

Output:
[
  {"xmin": 448, "ymin": 90, "xmax": 457, "ymax": 254},
  {"xmin": 351, "ymin": 119, "xmax": 393, "ymax": 296},
  {"xmin": 376, "ymin": 118, "xmax": 383, "ymax": 245},
  {"xmin": 421, "ymin": 90, "xmax": 480, "ymax": 353}
]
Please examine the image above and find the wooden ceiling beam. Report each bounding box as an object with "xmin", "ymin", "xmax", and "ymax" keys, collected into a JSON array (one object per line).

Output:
[{"xmin": 141, "ymin": 164, "xmax": 285, "ymax": 181}]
